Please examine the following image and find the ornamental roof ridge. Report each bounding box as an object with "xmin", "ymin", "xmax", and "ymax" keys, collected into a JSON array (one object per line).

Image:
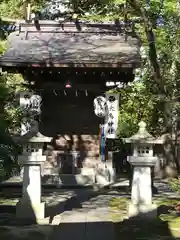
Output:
[
  {"xmin": 129, "ymin": 121, "xmax": 154, "ymax": 140},
  {"xmin": 19, "ymin": 20, "xmax": 129, "ymax": 34},
  {"xmin": 124, "ymin": 121, "xmax": 163, "ymax": 144}
]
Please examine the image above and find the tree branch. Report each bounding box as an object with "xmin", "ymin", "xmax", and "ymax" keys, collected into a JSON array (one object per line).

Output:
[{"xmin": 127, "ymin": 0, "xmax": 165, "ymax": 95}]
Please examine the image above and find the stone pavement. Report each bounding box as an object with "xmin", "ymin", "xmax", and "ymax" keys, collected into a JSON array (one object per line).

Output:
[
  {"xmin": 43, "ymin": 179, "xmax": 180, "ymax": 226},
  {"xmin": 0, "ymin": 190, "xmax": 120, "ymax": 240},
  {"xmin": 0, "ymin": 179, "xmax": 180, "ymax": 240},
  {"xmin": 41, "ymin": 189, "xmax": 122, "ymax": 226},
  {"xmin": 0, "ymin": 222, "xmax": 116, "ymax": 240}
]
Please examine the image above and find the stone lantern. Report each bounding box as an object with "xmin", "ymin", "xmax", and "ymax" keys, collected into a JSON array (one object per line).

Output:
[
  {"xmin": 125, "ymin": 121, "xmax": 162, "ymax": 218},
  {"xmin": 16, "ymin": 132, "xmax": 52, "ymax": 220}
]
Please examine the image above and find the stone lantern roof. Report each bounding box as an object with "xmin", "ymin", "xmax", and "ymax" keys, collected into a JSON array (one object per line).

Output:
[
  {"xmin": 13, "ymin": 120, "xmax": 52, "ymax": 144},
  {"xmin": 124, "ymin": 121, "xmax": 163, "ymax": 144},
  {"xmin": 26, "ymin": 132, "xmax": 52, "ymax": 143},
  {"xmin": 13, "ymin": 132, "xmax": 52, "ymax": 143}
]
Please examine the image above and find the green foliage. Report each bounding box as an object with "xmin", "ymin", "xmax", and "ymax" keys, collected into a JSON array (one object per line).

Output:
[
  {"xmin": 0, "ymin": 70, "xmax": 23, "ymax": 170},
  {"xmin": 117, "ymin": 81, "xmax": 152, "ymax": 137},
  {"xmin": 0, "ymin": 0, "xmax": 22, "ymax": 18},
  {"xmin": 0, "ymin": 22, "xmax": 25, "ymax": 179},
  {"xmin": 0, "ymin": 127, "xmax": 20, "ymax": 181},
  {"xmin": 0, "ymin": 74, "xmax": 21, "ymax": 180},
  {"xmin": 169, "ymin": 178, "xmax": 180, "ymax": 193},
  {"xmin": 0, "ymin": 0, "xmax": 47, "ymax": 18}
]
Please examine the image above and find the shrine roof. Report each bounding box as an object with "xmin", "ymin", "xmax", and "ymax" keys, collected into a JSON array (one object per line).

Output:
[{"xmin": 0, "ymin": 21, "xmax": 141, "ymax": 69}]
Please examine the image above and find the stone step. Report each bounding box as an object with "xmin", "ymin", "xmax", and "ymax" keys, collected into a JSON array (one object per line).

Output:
[
  {"xmin": 0, "ymin": 181, "xmax": 94, "ymax": 198},
  {"xmin": 42, "ymin": 173, "xmax": 95, "ymax": 185},
  {"xmin": 0, "ymin": 166, "xmax": 116, "ymax": 198}
]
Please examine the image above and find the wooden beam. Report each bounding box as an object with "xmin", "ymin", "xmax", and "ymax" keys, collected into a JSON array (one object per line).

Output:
[{"xmin": 24, "ymin": 82, "xmax": 106, "ymax": 91}]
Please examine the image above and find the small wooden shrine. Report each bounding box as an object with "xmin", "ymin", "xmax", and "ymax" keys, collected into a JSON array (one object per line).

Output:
[{"xmin": 0, "ymin": 19, "xmax": 140, "ymax": 180}]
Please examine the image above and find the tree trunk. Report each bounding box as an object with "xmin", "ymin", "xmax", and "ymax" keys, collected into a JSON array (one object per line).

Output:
[{"xmin": 127, "ymin": 0, "xmax": 180, "ymax": 174}]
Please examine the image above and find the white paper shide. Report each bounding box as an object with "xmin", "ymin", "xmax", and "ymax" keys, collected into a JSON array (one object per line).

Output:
[{"xmin": 104, "ymin": 93, "xmax": 119, "ymax": 139}]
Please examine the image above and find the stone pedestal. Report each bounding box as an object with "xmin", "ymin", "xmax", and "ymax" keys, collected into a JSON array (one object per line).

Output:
[
  {"xmin": 106, "ymin": 152, "xmax": 116, "ymax": 183},
  {"xmin": 128, "ymin": 165, "xmax": 157, "ymax": 218},
  {"xmin": 16, "ymin": 200, "xmax": 45, "ymax": 220},
  {"xmin": 95, "ymin": 166, "xmax": 110, "ymax": 185},
  {"xmin": 128, "ymin": 202, "xmax": 157, "ymax": 218},
  {"xmin": 16, "ymin": 155, "xmax": 46, "ymax": 220},
  {"xmin": 132, "ymin": 166, "xmax": 152, "ymax": 205},
  {"xmin": 94, "ymin": 163, "xmax": 116, "ymax": 185},
  {"xmin": 108, "ymin": 167, "xmax": 116, "ymax": 183}
]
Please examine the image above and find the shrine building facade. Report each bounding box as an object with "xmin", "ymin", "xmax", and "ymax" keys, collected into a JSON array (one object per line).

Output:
[{"xmin": 0, "ymin": 20, "xmax": 140, "ymax": 181}]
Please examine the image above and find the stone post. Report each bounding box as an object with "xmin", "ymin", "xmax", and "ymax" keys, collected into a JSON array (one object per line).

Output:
[
  {"xmin": 125, "ymin": 121, "xmax": 162, "ymax": 218},
  {"xmin": 94, "ymin": 151, "xmax": 116, "ymax": 185},
  {"xmin": 106, "ymin": 151, "xmax": 116, "ymax": 183},
  {"xmin": 16, "ymin": 133, "xmax": 51, "ymax": 220}
]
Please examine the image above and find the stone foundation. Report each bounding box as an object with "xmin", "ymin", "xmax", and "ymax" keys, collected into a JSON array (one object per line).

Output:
[
  {"xmin": 16, "ymin": 200, "xmax": 45, "ymax": 220},
  {"xmin": 41, "ymin": 166, "xmax": 116, "ymax": 186},
  {"xmin": 128, "ymin": 202, "xmax": 157, "ymax": 218}
]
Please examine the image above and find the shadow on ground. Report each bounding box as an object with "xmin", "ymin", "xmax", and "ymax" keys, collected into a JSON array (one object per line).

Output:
[
  {"xmin": 0, "ymin": 196, "xmax": 179, "ymax": 240},
  {"xmin": 114, "ymin": 211, "xmax": 180, "ymax": 240},
  {"xmin": 0, "ymin": 176, "xmax": 179, "ymax": 239},
  {"xmin": 0, "ymin": 214, "xmax": 179, "ymax": 240}
]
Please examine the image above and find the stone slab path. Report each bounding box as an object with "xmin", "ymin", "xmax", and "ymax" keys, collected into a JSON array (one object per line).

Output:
[
  {"xmin": 42, "ymin": 189, "xmax": 122, "ymax": 226},
  {"xmin": 0, "ymin": 179, "xmax": 180, "ymax": 240},
  {"xmin": 0, "ymin": 189, "xmax": 119, "ymax": 240}
]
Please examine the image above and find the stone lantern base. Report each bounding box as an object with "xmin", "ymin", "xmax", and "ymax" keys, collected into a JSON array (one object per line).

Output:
[
  {"xmin": 16, "ymin": 155, "xmax": 46, "ymax": 221},
  {"xmin": 16, "ymin": 200, "xmax": 45, "ymax": 220},
  {"xmin": 128, "ymin": 202, "xmax": 157, "ymax": 219}
]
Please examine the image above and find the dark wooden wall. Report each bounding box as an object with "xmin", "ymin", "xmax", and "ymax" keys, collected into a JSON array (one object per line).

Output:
[
  {"xmin": 40, "ymin": 90, "xmax": 101, "ymax": 136},
  {"xmin": 39, "ymin": 90, "xmax": 102, "ymax": 171}
]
